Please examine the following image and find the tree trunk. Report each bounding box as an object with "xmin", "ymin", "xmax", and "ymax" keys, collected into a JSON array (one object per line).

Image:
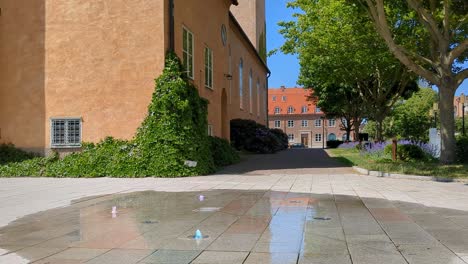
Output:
[
  {"xmin": 439, "ymin": 80, "xmax": 457, "ymax": 164},
  {"xmin": 375, "ymin": 119, "xmax": 384, "ymax": 142},
  {"xmin": 345, "ymin": 126, "xmax": 352, "ymax": 141},
  {"xmin": 353, "ymin": 118, "xmax": 361, "ymax": 142}
]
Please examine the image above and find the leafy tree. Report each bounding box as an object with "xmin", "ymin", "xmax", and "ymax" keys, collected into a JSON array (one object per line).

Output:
[
  {"xmin": 310, "ymin": 84, "xmax": 365, "ymax": 141},
  {"xmin": 353, "ymin": 0, "xmax": 467, "ymax": 163},
  {"xmin": 278, "ymin": 0, "xmax": 418, "ymax": 141},
  {"xmin": 392, "ymin": 88, "xmax": 437, "ymax": 141}
]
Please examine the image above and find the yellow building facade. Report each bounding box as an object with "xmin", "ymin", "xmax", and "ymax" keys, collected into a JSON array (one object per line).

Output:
[{"xmin": 0, "ymin": 0, "xmax": 269, "ymax": 155}]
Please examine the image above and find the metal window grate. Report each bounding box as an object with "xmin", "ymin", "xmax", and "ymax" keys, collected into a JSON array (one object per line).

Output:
[{"xmin": 51, "ymin": 119, "xmax": 81, "ymax": 147}]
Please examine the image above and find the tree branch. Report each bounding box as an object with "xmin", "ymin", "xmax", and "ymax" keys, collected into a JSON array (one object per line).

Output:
[
  {"xmin": 456, "ymin": 68, "xmax": 468, "ymax": 87},
  {"xmin": 443, "ymin": 0, "xmax": 450, "ymax": 41},
  {"xmin": 449, "ymin": 39, "xmax": 468, "ymax": 65},
  {"xmin": 363, "ymin": 0, "xmax": 441, "ymax": 86},
  {"xmin": 406, "ymin": 0, "xmax": 445, "ymax": 46}
]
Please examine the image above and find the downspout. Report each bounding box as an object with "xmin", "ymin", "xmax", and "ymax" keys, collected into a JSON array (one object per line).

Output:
[
  {"xmin": 169, "ymin": 0, "xmax": 175, "ymax": 51},
  {"xmin": 266, "ymin": 72, "xmax": 271, "ymax": 127}
]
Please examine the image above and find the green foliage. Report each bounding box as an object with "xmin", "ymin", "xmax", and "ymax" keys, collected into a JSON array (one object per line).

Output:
[
  {"xmin": 258, "ymin": 22, "xmax": 267, "ymax": 63},
  {"xmin": 365, "ymin": 88, "xmax": 437, "ymax": 141},
  {"xmin": 209, "ymin": 136, "xmax": 240, "ymax": 168},
  {"xmin": 279, "ymin": 0, "xmax": 419, "ymax": 141},
  {"xmin": 269, "ymin": 128, "xmax": 289, "ymax": 150},
  {"xmin": 391, "ymin": 88, "xmax": 437, "ymax": 141},
  {"xmin": 456, "ymin": 116, "xmax": 468, "ymax": 134},
  {"xmin": 384, "ymin": 144, "xmax": 427, "ymax": 161},
  {"xmin": 134, "ymin": 52, "xmax": 215, "ymax": 177},
  {"xmin": 230, "ymin": 119, "xmax": 288, "ymax": 154},
  {"xmin": 0, "ymin": 143, "xmax": 37, "ymax": 165},
  {"xmin": 397, "ymin": 144, "xmax": 426, "ymax": 161},
  {"xmin": 456, "ymin": 136, "xmax": 468, "ymax": 164},
  {"xmin": 0, "ymin": 53, "xmax": 217, "ymax": 178}
]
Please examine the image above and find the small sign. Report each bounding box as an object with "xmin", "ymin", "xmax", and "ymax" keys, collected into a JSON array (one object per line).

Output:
[{"xmin": 184, "ymin": 160, "xmax": 198, "ymax": 167}]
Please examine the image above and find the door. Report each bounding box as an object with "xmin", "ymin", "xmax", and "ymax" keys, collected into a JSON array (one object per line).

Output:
[{"xmin": 301, "ymin": 133, "xmax": 309, "ymax": 147}]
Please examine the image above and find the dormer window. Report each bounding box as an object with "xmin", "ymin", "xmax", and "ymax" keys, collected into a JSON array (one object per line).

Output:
[
  {"xmin": 282, "ymin": 96, "xmax": 287, "ymax": 102},
  {"xmin": 274, "ymin": 107, "xmax": 281, "ymax": 114},
  {"xmin": 301, "ymin": 106, "xmax": 308, "ymax": 113},
  {"xmin": 287, "ymin": 106, "xmax": 294, "ymax": 114}
]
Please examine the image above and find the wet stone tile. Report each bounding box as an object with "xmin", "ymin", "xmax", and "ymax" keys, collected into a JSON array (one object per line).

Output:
[
  {"xmin": 243, "ymin": 252, "xmax": 298, "ymax": 264},
  {"xmin": 84, "ymin": 249, "xmax": 154, "ymax": 264},
  {"xmin": 139, "ymin": 249, "xmax": 201, "ymax": 264},
  {"xmin": 191, "ymin": 251, "xmax": 249, "ymax": 264}
]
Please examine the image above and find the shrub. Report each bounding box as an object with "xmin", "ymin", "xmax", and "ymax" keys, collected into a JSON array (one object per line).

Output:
[
  {"xmin": 456, "ymin": 136, "xmax": 468, "ymax": 164},
  {"xmin": 230, "ymin": 119, "xmax": 287, "ymax": 154},
  {"xmin": 134, "ymin": 52, "xmax": 215, "ymax": 177},
  {"xmin": 396, "ymin": 144, "xmax": 426, "ymax": 161},
  {"xmin": 230, "ymin": 119, "xmax": 262, "ymax": 151},
  {"xmin": 270, "ymin": 128, "xmax": 289, "ymax": 150},
  {"xmin": 327, "ymin": 140, "xmax": 343, "ymax": 149},
  {"xmin": 209, "ymin": 136, "xmax": 240, "ymax": 167},
  {"xmin": 0, "ymin": 143, "xmax": 36, "ymax": 165},
  {"xmin": 0, "ymin": 52, "xmax": 216, "ymax": 178}
]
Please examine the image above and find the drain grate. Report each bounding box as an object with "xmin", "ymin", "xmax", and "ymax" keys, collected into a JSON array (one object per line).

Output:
[
  {"xmin": 313, "ymin": 217, "xmax": 331, "ymax": 221},
  {"xmin": 141, "ymin": 220, "xmax": 159, "ymax": 224}
]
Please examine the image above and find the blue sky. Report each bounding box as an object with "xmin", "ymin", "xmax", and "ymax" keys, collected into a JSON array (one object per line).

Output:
[{"xmin": 266, "ymin": 0, "xmax": 468, "ymax": 96}]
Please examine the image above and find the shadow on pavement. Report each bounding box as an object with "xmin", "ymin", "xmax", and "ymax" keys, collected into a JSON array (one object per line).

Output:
[{"xmin": 217, "ymin": 149, "xmax": 353, "ymax": 175}]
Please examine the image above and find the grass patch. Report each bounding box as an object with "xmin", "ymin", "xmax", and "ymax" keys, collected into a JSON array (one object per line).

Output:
[{"xmin": 328, "ymin": 148, "xmax": 468, "ymax": 178}]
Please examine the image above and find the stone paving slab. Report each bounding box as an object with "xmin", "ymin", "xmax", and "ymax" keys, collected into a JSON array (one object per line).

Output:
[{"xmin": 0, "ymin": 149, "xmax": 467, "ymax": 264}]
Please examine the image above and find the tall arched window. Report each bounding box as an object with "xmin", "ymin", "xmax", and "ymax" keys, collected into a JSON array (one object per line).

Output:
[
  {"xmin": 328, "ymin": 133, "xmax": 337, "ymax": 141},
  {"xmin": 239, "ymin": 59, "xmax": 243, "ymax": 109},
  {"xmin": 249, "ymin": 69, "xmax": 253, "ymax": 114}
]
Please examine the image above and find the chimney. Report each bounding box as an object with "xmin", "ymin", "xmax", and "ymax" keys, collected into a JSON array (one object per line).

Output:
[{"xmin": 280, "ymin": 85, "xmax": 286, "ymax": 92}]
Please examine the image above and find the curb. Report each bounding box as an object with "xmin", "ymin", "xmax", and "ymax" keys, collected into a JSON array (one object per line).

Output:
[{"xmin": 352, "ymin": 166, "xmax": 468, "ymax": 183}]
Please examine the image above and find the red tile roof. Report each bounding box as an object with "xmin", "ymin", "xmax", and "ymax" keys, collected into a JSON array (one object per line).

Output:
[{"xmin": 268, "ymin": 87, "xmax": 322, "ymax": 116}]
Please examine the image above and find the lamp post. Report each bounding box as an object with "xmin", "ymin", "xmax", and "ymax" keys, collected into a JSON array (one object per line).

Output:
[{"xmin": 461, "ymin": 94, "xmax": 466, "ymax": 136}]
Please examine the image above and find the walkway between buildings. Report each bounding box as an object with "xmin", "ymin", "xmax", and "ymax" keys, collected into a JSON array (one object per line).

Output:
[{"xmin": 218, "ymin": 148, "xmax": 354, "ymax": 175}]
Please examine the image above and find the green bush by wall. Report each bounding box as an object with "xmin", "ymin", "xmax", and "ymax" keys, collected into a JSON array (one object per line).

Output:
[
  {"xmin": 209, "ymin": 136, "xmax": 240, "ymax": 167},
  {"xmin": 230, "ymin": 119, "xmax": 288, "ymax": 154},
  {"xmin": 0, "ymin": 143, "xmax": 37, "ymax": 165},
  {"xmin": 0, "ymin": 52, "xmax": 222, "ymax": 178}
]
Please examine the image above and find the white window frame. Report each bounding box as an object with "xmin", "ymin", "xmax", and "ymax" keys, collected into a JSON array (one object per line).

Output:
[
  {"xmin": 272, "ymin": 96, "xmax": 277, "ymax": 102},
  {"xmin": 315, "ymin": 133, "xmax": 322, "ymax": 142},
  {"xmin": 204, "ymin": 46, "xmax": 213, "ymax": 89},
  {"xmin": 287, "ymin": 106, "xmax": 294, "ymax": 114},
  {"xmin": 182, "ymin": 27, "xmax": 194, "ymax": 79},
  {"xmin": 239, "ymin": 58, "xmax": 244, "ymax": 109},
  {"xmin": 315, "ymin": 107, "xmax": 322, "ymax": 113},
  {"xmin": 288, "ymin": 134, "xmax": 294, "ymax": 142},
  {"xmin": 288, "ymin": 120, "xmax": 294, "ymax": 128},
  {"xmin": 50, "ymin": 118, "xmax": 82, "ymax": 148},
  {"xmin": 315, "ymin": 119, "xmax": 322, "ymax": 127},
  {"xmin": 328, "ymin": 119, "xmax": 336, "ymax": 127},
  {"xmin": 301, "ymin": 106, "xmax": 308, "ymax": 113},
  {"xmin": 302, "ymin": 120, "xmax": 308, "ymax": 127},
  {"xmin": 274, "ymin": 107, "xmax": 281, "ymax": 114},
  {"xmin": 208, "ymin": 124, "xmax": 214, "ymax": 136},
  {"xmin": 274, "ymin": 120, "xmax": 281, "ymax": 128}
]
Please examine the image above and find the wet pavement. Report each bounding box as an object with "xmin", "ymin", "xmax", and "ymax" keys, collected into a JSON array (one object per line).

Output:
[{"xmin": 0, "ymin": 149, "xmax": 467, "ymax": 263}]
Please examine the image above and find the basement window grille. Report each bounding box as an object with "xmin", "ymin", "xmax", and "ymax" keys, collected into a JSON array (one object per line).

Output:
[{"xmin": 51, "ymin": 118, "xmax": 82, "ymax": 148}]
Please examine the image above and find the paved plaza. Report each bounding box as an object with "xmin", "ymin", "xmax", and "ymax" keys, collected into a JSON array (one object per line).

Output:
[{"xmin": 0, "ymin": 149, "xmax": 467, "ymax": 263}]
